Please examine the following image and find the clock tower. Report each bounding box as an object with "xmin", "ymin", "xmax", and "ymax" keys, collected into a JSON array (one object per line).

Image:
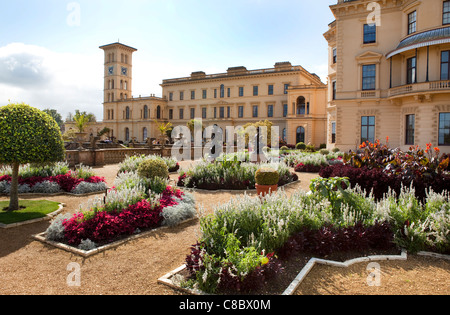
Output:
[{"xmin": 99, "ymin": 42, "xmax": 137, "ymax": 104}]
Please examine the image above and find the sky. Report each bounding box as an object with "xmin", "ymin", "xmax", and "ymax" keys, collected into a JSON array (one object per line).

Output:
[{"xmin": 0, "ymin": 0, "xmax": 337, "ymax": 121}]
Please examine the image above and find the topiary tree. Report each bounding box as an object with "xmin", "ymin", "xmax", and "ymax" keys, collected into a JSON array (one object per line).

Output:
[
  {"xmin": 296, "ymin": 142, "xmax": 306, "ymax": 150},
  {"xmin": 137, "ymin": 158, "xmax": 169, "ymax": 180},
  {"xmin": 0, "ymin": 103, "xmax": 65, "ymax": 211},
  {"xmin": 255, "ymin": 168, "xmax": 279, "ymax": 186}
]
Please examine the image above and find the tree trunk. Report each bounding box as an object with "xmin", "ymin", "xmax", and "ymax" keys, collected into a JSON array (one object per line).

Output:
[{"xmin": 8, "ymin": 162, "xmax": 20, "ymax": 211}]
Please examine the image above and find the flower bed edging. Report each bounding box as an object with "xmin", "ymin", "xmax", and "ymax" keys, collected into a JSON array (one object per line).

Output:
[
  {"xmin": 157, "ymin": 249, "xmax": 415, "ymax": 295},
  {"xmin": 0, "ymin": 203, "xmax": 64, "ymax": 229},
  {"xmin": 281, "ymin": 249, "xmax": 408, "ymax": 295},
  {"xmin": 32, "ymin": 216, "xmax": 197, "ymax": 258}
]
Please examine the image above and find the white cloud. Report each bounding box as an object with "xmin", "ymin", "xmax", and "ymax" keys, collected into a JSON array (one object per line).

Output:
[{"xmin": 0, "ymin": 43, "xmax": 104, "ymax": 120}]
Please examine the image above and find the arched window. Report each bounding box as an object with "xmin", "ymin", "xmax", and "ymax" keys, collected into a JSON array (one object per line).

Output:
[
  {"xmin": 120, "ymin": 80, "xmax": 123, "ymax": 89},
  {"xmin": 124, "ymin": 81, "xmax": 128, "ymax": 90},
  {"xmin": 125, "ymin": 55, "xmax": 128, "ymax": 64},
  {"xmin": 156, "ymin": 106, "xmax": 161, "ymax": 119},
  {"xmin": 126, "ymin": 106, "xmax": 130, "ymax": 120},
  {"xmin": 296, "ymin": 96, "xmax": 306, "ymax": 115},
  {"xmin": 220, "ymin": 84, "xmax": 225, "ymax": 98},
  {"xmin": 125, "ymin": 128, "xmax": 130, "ymax": 142},
  {"xmin": 296, "ymin": 126, "xmax": 305, "ymax": 144},
  {"xmin": 143, "ymin": 127, "xmax": 148, "ymax": 141},
  {"xmin": 143, "ymin": 105, "xmax": 148, "ymax": 119}
]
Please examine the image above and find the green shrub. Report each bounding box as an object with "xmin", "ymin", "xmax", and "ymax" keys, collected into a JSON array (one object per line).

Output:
[
  {"xmin": 332, "ymin": 147, "xmax": 340, "ymax": 153},
  {"xmin": 306, "ymin": 144, "xmax": 315, "ymax": 152},
  {"xmin": 137, "ymin": 158, "xmax": 169, "ymax": 179},
  {"xmin": 255, "ymin": 168, "xmax": 279, "ymax": 185},
  {"xmin": 319, "ymin": 149, "xmax": 330, "ymax": 155},
  {"xmin": 280, "ymin": 146, "xmax": 289, "ymax": 151},
  {"xmin": 296, "ymin": 142, "xmax": 306, "ymax": 150},
  {"xmin": 319, "ymin": 143, "xmax": 327, "ymax": 149}
]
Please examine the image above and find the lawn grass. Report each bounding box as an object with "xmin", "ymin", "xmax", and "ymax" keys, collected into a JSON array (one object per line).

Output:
[{"xmin": 0, "ymin": 200, "xmax": 60, "ymax": 225}]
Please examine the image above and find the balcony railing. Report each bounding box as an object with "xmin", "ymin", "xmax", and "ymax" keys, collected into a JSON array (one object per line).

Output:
[{"xmin": 388, "ymin": 80, "xmax": 450, "ymax": 97}]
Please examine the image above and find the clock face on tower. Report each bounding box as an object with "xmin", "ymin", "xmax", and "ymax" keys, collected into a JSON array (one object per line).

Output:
[
  {"xmin": 108, "ymin": 66, "xmax": 114, "ymax": 75},
  {"xmin": 121, "ymin": 67, "xmax": 128, "ymax": 76}
]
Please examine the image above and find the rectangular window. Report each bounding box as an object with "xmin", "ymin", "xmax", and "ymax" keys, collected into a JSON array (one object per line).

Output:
[
  {"xmin": 444, "ymin": 1, "xmax": 450, "ymax": 25},
  {"xmin": 363, "ymin": 24, "xmax": 376, "ymax": 44},
  {"xmin": 219, "ymin": 107, "xmax": 225, "ymax": 119},
  {"xmin": 253, "ymin": 86, "xmax": 259, "ymax": 96},
  {"xmin": 227, "ymin": 88, "xmax": 231, "ymax": 98},
  {"xmin": 267, "ymin": 105, "xmax": 274, "ymax": 118},
  {"xmin": 331, "ymin": 122, "xmax": 336, "ymax": 144},
  {"xmin": 332, "ymin": 48, "xmax": 337, "ymax": 64},
  {"xmin": 190, "ymin": 108, "xmax": 195, "ymax": 119},
  {"xmin": 361, "ymin": 116, "xmax": 376, "ymax": 144},
  {"xmin": 191, "ymin": 90, "xmax": 195, "ymax": 100},
  {"xmin": 283, "ymin": 104, "xmax": 288, "ymax": 117},
  {"xmin": 169, "ymin": 92, "xmax": 173, "ymax": 101},
  {"xmin": 407, "ymin": 57, "xmax": 417, "ymax": 84},
  {"xmin": 214, "ymin": 107, "xmax": 217, "ymax": 119},
  {"xmin": 202, "ymin": 108, "xmax": 207, "ymax": 119},
  {"xmin": 268, "ymin": 85, "xmax": 274, "ymax": 95},
  {"xmin": 180, "ymin": 91, "xmax": 184, "ymax": 101},
  {"xmin": 227, "ymin": 106, "xmax": 231, "ymax": 118},
  {"xmin": 362, "ymin": 64, "xmax": 376, "ymax": 90},
  {"xmin": 239, "ymin": 87, "xmax": 244, "ymax": 97},
  {"xmin": 169, "ymin": 109, "xmax": 173, "ymax": 120},
  {"xmin": 214, "ymin": 89, "xmax": 217, "ymax": 98},
  {"xmin": 284, "ymin": 84, "xmax": 289, "ymax": 94},
  {"xmin": 202, "ymin": 89, "xmax": 207, "ymax": 99},
  {"xmin": 405, "ymin": 114, "xmax": 415, "ymax": 145},
  {"xmin": 408, "ymin": 11, "xmax": 417, "ymax": 34},
  {"xmin": 179, "ymin": 108, "xmax": 184, "ymax": 120},
  {"xmin": 441, "ymin": 51, "xmax": 450, "ymax": 80},
  {"xmin": 332, "ymin": 81, "xmax": 337, "ymax": 100},
  {"xmin": 439, "ymin": 113, "xmax": 450, "ymax": 145},
  {"xmin": 238, "ymin": 106, "xmax": 244, "ymax": 118},
  {"xmin": 253, "ymin": 105, "xmax": 258, "ymax": 118}
]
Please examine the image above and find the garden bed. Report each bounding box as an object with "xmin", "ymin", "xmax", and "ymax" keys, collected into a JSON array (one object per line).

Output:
[
  {"xmin": 33, "ymin": 216, "xmax": 197, "ymax": 257},
  {"xmin": 159, "ymin": 248, "xmax": 409, "ymax": 295},
  {"xmin": 176, "ymin": 159, "xmax": 299, "ymax": 191},
  {"xmin": 0, "ymin": 162, "xmax": 108, "ymax": 195},
  {"xmin": 164, "ymin": 177, "xmax": 449, "ymax": 295},
  {"xmin": 34, "ymin": 158, "xmax": 197, "ymax": 256}
]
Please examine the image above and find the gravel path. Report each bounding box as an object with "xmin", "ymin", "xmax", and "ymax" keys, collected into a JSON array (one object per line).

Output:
[{"xmin": 0, "ymin": 163, "xmax": 448, "ymax": 295}]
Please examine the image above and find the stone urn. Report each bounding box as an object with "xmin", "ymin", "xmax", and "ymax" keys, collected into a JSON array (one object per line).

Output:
[{"xmin": 75, "ymin": 132, "xmax": 88, "ymax": 150}]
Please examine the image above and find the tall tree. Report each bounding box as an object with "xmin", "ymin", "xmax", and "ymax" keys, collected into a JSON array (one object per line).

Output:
[{"xmin": 0, "ymin": 103, "xmax": 65, "ymax": 211}]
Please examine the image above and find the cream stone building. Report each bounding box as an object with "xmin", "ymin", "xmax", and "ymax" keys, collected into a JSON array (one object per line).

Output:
[
  {"xmin": 325, "ymin": 0, "xmax": 450, "ymax": 153},
  {"xmin": 96, "ymin": 42, "xmax": 327, "ymax": 147}
]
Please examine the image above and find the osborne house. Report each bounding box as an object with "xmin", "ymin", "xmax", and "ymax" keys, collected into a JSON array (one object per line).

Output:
[
  {"xmin": 325, "ymin": 0, "xmax": 450, "ymax": 153},
  {"xmin": 69, "ymin": 0, "xmax": 450, "ymax": 154},
  {"xmin": 98, "ymin": 42, "xmax": 327, "ymax": 148}
]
